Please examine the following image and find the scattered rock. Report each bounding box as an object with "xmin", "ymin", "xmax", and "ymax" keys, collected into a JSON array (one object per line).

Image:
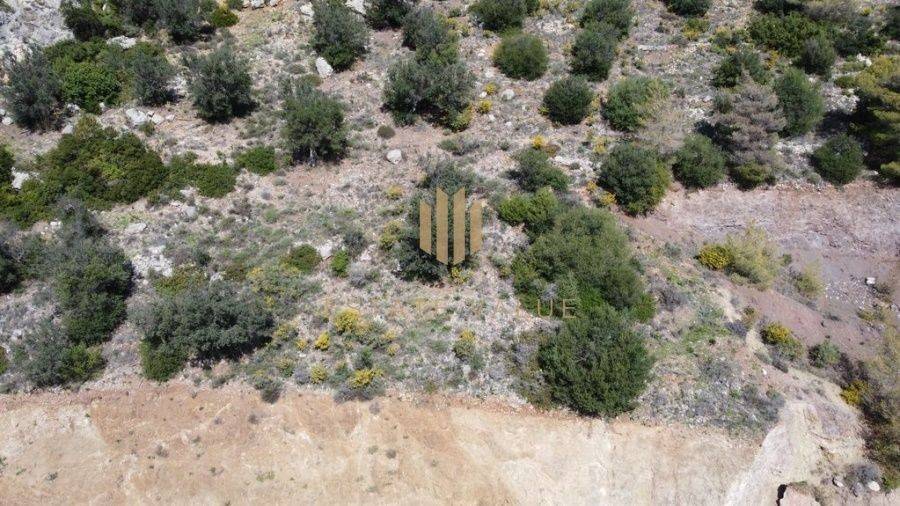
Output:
[
  {"xmin": 107, "ymin": 36, "xmax": 137, "ymax": 49},
  {"xmin": 386, "ymin": 149, "xmax": 402, "ymax": 164},
  {"xmin": 346, "ymin": 0, "xmax": 365, "ymax": 14},
  {"xmin": 299, "ymin": 3, "xmax": 314, "ymax": 17},
  {"xmin": 832, "ymin": 476, "xmax": 844, "ymax": 488},
  {"xmin": 500, "ymin": 89, "xmax": 515, "ymax": 101},
  {"xmin": 866, "ymin": 481, "xmax": 880, "ymax": 492},
  {"xmin": 1, "ymin": 116, "xmax": 11, "ymax": 126},
  {"xmin": 865, "ymin": 277, "xmax": 876, "ymax": 286},
  {"xmin": 61, "ymin": 124, "xmax": 74, "ymax": 135},
  {"xmin": 315, "ymin": 57, "xmax": 333, "ymax": 78},
  {"xmin": 11, "ymin": 171, "xmax": 31, "ymax": 190},
  {"xmin": 125, "ymin": 108, "xmax": 150, "ymax": 128},
  {"xmin": 125, "ymin": 222, "xmax": 148, "ymax": 235},
  {"xmin": 852, "ymin": 482, "xmax": 865, "ymax": 497}
]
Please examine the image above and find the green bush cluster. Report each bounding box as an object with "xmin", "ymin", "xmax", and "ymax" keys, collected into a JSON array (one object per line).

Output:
[
  {"xmin": 542, "ymin": 76, "xmax": 594, "ymax": 125},
  {"xmin": 401, "ymin": 6, "xmax": 458, "ymax": 59},
  {"xmin": 281, "ymin": 81, "xmax": 348, "ymax": 163},
  {"xmin": 367, "ymin": 0, "xmax": 417, "ymax": 29},
  {"xmin": 598, "ymin": 142, "xmax": 670, "ymax": 215},
  {"xmin": 747, "ymin": 12, "xmax": 827, "ymax": 57},
  {"xmin": 852, "ymin": 56, "xmax": 899, "ymax": 184},
  {"xmin": 235, "ymin": 145, "xmax": 278, "ymax": 175},
  {"xmin": 62, "ymin": 0, "xmax": 219, "ymax": 44},
  {"xmin": 384, "ymin": 27, "xmax": 474, "ymax": 129},
  {"xmin": 570, "ymin": 22, "xmax": 618, "ymax": 82},
  {"xmin": 1, "ymin": 46, "xmax": 63, "ymax": 131},
  {"xmin": 709, "ymin": 79, "xmax": 785, "ymax": 172},
  {"xmin": 811, "ymin": 134, "xmax": 864, "ymax": 185},
  {"xmin": 511, "ymin": 206, "xmax": 652, "ymax": 318},
  {"xmin": 165, "ymin": 153, "xmax": 237, "ymax": 198},
  {"xmin": 796, "ymin": 34, "xmax": 835, "ymax": 78},
  {"xmin": 312, "ymin": 0, "xmax": 369, "ymax": 71},
  {"xmin": 748, "ymin": 6, "xmax": 883, "ymax": 59},
  {"xmin": 761, "ymin": 322, "xmax": 803, "ymax": 361},
  {"xmin": 809, "ymin": 341, "xmax": 840, "ymax": 368},
  {"xmin": 138, "ymin": 281, "xmax": 274, "ymax": 381},
  {"xmin": 281, "ymin": 244, "xmax": 322, "ymax": 273},
  {"xmin": 773, "ymin": 68, "xmax": 824, "ymax": 137},
  {"xmin": 60, "ymin": 61, "xmax": 121, "ymax": 113},
  {"xmin": 208, "ymin": 5, "xmax": 239, "ymax": 28},
  {"xmin": 538, "ymin": 305, "xmax": 653, "ymax": 416},
  {"xmin": 497, "ymin": 187, "xmax": 561, "ymax": 237},
  {"xmin": 696, "ymin": 225, "xmax": 781, "ymax": 287},
  {"xmin": 61, "ymin": 0, "xmax": 123, "ymax": 41},
  {"xmin": 511, "ymin": 148, "xmax": 568, "ymax": 192},
  {"xmin": 184, "ymin": 44, "xmax": 254, "ymax": 122},
  {"xmin": 131, "ymin": 49, "xmax": 175, "ymax": 106},
  {"xmin": 470, "ymin": 0, "xmax": 532, "ymax": 32},
  {"xmin": 672, "ymin": 134, "xmax": 726, "ymax": 189},
  {"xmin": 493, "ymin": 33, "xmax": 548, "ymax": 81},
  {"xmin": 712, "ymin": 47, "xmax": 769, "ymax": 88},
  {"xmin": 0, "ymin": 234, "xmax": 21, "ymax": 294},
  {"xmin": 602, "ymin": 76, "xmax": 668, "ymax": 132},
  {"xmin": 21, "ymin": 326, "xmax": 106, "ymax": 387},
  {"xmin": 663, "ymin": 0, "xmax": 710, "ymax": 17},
  {"xmin": 580, "ymin": 0, "xmax": 633, "ymax": 39}
]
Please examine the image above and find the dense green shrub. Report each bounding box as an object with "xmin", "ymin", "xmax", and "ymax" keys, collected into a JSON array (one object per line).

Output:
[
  {"xmin": 401, "ymin": 6, "xmax": 457, "ymax": 60},
  {"xmin": 811, "ymin": 134, "xmax": 864, "ymax": 185},
  {"xmin": 712, "ymin": 48, "xmax": 769, "ymax": 88},
  {"xmin": 752, "ymin": 0, "xmax": 802, "ymax": 15},
  {"xmin": 131, "ymin": 49, "xmax": 174, "ymax": 106},
  {"xmin": 747, "ymin": 12, "xmax": 826, "ymax": 57},
  {"xmin": 493, "ymin": 33, "xmax": 548, "ymax": 81},
  {"xmin": 154, "ymin": 0, "xmax": 204, "ymax": 43},
  {"xmin": 281, "ymin": 244, "xmax": 322, "ymax": 273},
  {"xmin": 1, "ymin": 46, "xmax": 63, "ymax": 131},
  {"xmin": 368, "ymin": 0, "xmax": 417, "ymax": 29},
  {"xmin": 21, "ymin": 323, "xmax": 105, "ymax": 387},
  {"xmin": 184, "ymin": 44, "xmax": 254, "ymax": 122},
  {"xmin": 543, "ymin": 76, "xmax": 593, "ymax": 125},
  {"xmin": 497, "ymin": 186, "xmax": 561, "ymax": 237},
  {"xmin": 138, "ymin": 282, "xmax": 274, "ymax": 380},
  {"xmin": 809, "ymin": 341, "xmax": 840, "ymax": 368},
  {"xmin": 166, "ymin": 153, "xmax": 237, "ymax": 198},
  {"xmin": 511, "ymin": 206, "xmax": 650, "ymax": 316},
  {"xmin": 570, "ymin": 23, "xmax": 617, "ymax": 82},
  {"xmin": 0, "ymin": 240, "xmax": 20, "ymax": 294},
  {"xmin": 852, "ymin": 56, "xmax": 899, "ymax": 183},
  {"xmin": 730, "ymin": 163, "xmax": 773, "ymax": 189},
  {"xmin": 281, "ymin": 82, "xmax": 348, "ymax": 163},
  {"xmin": 60, "ymin": 61, "xmax": 121, "ymax": 113},
  {"xmin": 599, "ymin": 142, "xmax": 669, "ymax": 215},
  {"xmin": 235, "ymin": 145, "xmax": 278, "ymax": 175},
  {"xmin": 796, "ymin": 34, "xmax": 835, "ymax": 78},
  {"xmin": 672, "ymin": 134, "xmax": 726, "ymax": 189},
  {"xmin": 663, "ymin": 0, "xmax": 710, "ymax": 17},
  {"xmin": 512, "ymin": 148, "xmax": 569, "ymax": 192},
  {"xmin": 774, "ymin": 68, "xmax": 824, "ymax": 136},
  {"xmin": 312, "ymin": 0, "xmax": 369, "ymax": 71},
  {"xmin": 602, "ymin": 76, "xmax": 668, "ymax": 132},
  {"xmin": 61, "ymin": 0, "xmax": 122, "ymax": 41},
  {"xmin": 331, "ymin": 249, "xmax": 350, "ymax": 277},
  {"xmin": 470, "ymin": 0, "xmax": 529, "ymax": 32},
  {"xmin": 383, "ymin": 53, "xmax": 474, "ymax": 128},
  {"xmin": 0, "ymin": 144, "xmax": 13, "ymax": 185},
  {"xmin": 208, "ymin": 5, "xmax": 238, "ymax": 27},
  {"xmin": 580, "ymin": 0, "xmax": 633, "ymax": 39},
  {"xmin": 710, "ymin": 79, "xmax": 786, "ymax": 167},
  {"xmin": 538, "ymin": 305, "xmax": 652, "ymax": 416}
]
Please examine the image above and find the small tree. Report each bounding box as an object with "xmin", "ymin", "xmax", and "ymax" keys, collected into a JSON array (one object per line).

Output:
[
  {"xmin": 811, "ymin": 134, "xmax": 864, "ymax": 185},
  {"xmin": 797, "ymin": 34, "xmax": 836, "ymax": 78},
  {"xmin": 602, "ymin": 76, "xmax": 668, "ymax": 132},
  {"xmin": 367, "ymin": 0, "xmax": 417, "ymax": 29},
  {"xmin": 712, "ymin": 47, "xmax": 769, "ymax": 88},
  {"xmin": 580, "ymin": 0, "xmax": 633, "ymax": 39},
  {"xmin": 852, "ymin": 55, "xmax": 899, "ymax": 183},
  {"xmin": 154, "ymin": 0, "xmax": 204, "ymax": 43},
  {"xmin": 131, "ymin": 49, "xmax": 175, "ymax": 106},
  {"xmin": 470, "ymin": 0, "xmax": 529, "ymax": 32},
  {"xmin": 383, "ymin": 54, "xmax": 474, "ymax": 128},
  {"xmin": 672, "ymin": 134, "xmax": 726, "ymax": 188},
  {"xmin": 709, "ymin": 78, "xmax": 786, "ymax": 167},
  {"xmin": 401, "ymin": 6, "xmax": 458, "ymax": 59},
  {"xmin": 493, "ymin": 33, "xmax": 548, "ymax": 81},
  {"xmin": 538, "ymin": 304, "xmax": 653, "ymax": 416},
  {"xmin": 281, "ymin": 82, "xmax": 348, "ymax": 163},
  {"xmin": 61, "ymin": 0, "xmax": 121, "ymax": 41},
  {"xmin": 570, "ymin": 23, "xmax": 617, "ymax": 82},
  {"xmin": 542, "ymin": 76, "xmax": 594, "ymax": 125},
  {"xmin": 184, "ymin": 44, "xmax": 254, "ymax": 122},
  {"xmin": 599, "ymin": 142, "xmax": 670, "ymax": 215},
  {"xmin": 774, "ymin": 68, "xmax": 824, "ymax": 137},
  {"xmin": 312, "ymin": 0, "xmax": 369, "ymax": 71},
  {"xmin": 2, "ymin": 46, "xmax": 63, "ymax": 131}
]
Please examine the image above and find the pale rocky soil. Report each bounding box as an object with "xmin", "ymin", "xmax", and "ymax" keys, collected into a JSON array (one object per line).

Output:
[{"xmin": 0, "ymin": 379, "xmax": 895, "ymax": 506}]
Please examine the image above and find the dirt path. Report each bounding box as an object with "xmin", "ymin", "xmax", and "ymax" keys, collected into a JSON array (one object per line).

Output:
[{"xmin": 0, "ymin": 379, "xmax": 893, "ymax": 505}]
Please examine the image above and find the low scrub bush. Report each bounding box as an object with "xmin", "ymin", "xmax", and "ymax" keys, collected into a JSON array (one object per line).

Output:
[
  {"xmin": 570, "ymin": 23, "xmax": 617, "ymax": 82},
  {"xmin": 852, "ymin": 56, "xmax": 899, "ymax": 184},
  {"xmin": 774, "ymin": 68, "xmax": 824, "ymax": 137},
  {"xmin": 367, "ymin": 0, "xmax": 416, "ymax": 29},
  {"xmin": 312, "ymin": 0, "xmax": 369, "ymax": 71},
  {"xmin": 580, "ymin": 0, "xmax": 633, "ymax": 39},
  {"xmin": 493, "ymin": 33, "xmax": 548, "ymax": 81},
  {"xmin": 747, "ymin": 12, "xmax": 827, "ymax": 57},
  {"xmin": 184, "ymin": 44, "xmax": 254, "ymax": 122},
  {"xmin": 511, "ymin": 148, "xmax": 568, "ymax": 192},
  {"xmin": 281, "ymin": 82, "xmax": 348, "ymax": 163},
  {"xmin": 0, "ymin": 238, "xmax": 21, "ymax": 294},
  {"xmin": 808, "ymin": 341, "xmax": 840, "ymax": 368},
  {"xmin": 538, "ymin": 305, "xmax": 653, "ymax": 416},
  {"xmin": 710, "ymin": 79, "xmax": 785, "ymax": 168},
  {"xmin": 60, "ymin": 61, "xmax": 121, "ymax": 113},
  {"xmin": 663, "ymin": 0, "xmax": 710, "ymax": 17},
  {"xmin": 511, "ymin": 206, "xmax": 651, "ymax": 317},
  {"xmin": 401, "ymin": 6, "xmax": 458, "ymax": 59},
  {"xmin": 598, "ymin": 142, "xmax": 670, "ymax": 215},
  {"xmin": 697, "ymin": 225, "xmax": 781, "ymax": 287},
  {"xmin": 138, "ymin": 282, "xmax": 274, "ymax": 380},
  {"xmin": 470, "ymin": 0, "xmax": 529, "ymax": 32},
  {"xmin": 761, "ymin": 322, "xmax": 803, "ymax": 361},
  {"xmin": 331, "ymin": 249, "xmax": 350, "ymax": 277},
  {"xmin": 672, "ymin": 134, "xmax": 725, "ymax": 189},
  {"xmin": 281, "ymin": 244, "xmax": 322, "ymax": 273},
  {"xmin": 602, "ymin": 76, "xmax": 668, "ymax": 132},
  {"xmin": 208, "ymin": 5, "xmax": 239, "ymax": 28},
  {"xmin": 164, "ymin": 153, "xmax": 237, "ymax": 199},
  {"xmin": 21, "ymin": 323, "xmax": 105, "ymax": 387},
  {"xmin": 796, "ymin": 34, "xmax": 835, "ymax": 78},
  {"xmin": 61, "ymin": 0, "xmax": 122, "ymax": 41},
  {"xmin": 812, "ymin": 134, "xmax": 864, "ymax": 185},
  {"xmin": 1, "ymin": 46, "xmax": 63, "ymax": 131},
  {"xmin": 154, "ymin": 0, "xmax": 205, "ymax": 43},
  {"xmin": 383, "ymin": 54, "xmax": 474, "ymax": 129},
  {"xmin": 235, "ymin": 145, "xmax": 278, "ymax": 175},
  {"xmin": 792, "ymin": 262, "xmax": 823, "ymax": 299},
  {"xmin": 497, "ymin": 187, "xmax": 561, "ymax": 237},
  {"xmin": 712, "ymin": 48, "xmax": 769, "ymax": 88},
  {"xmin": 131, "ymin": 49, "xmax": 175, "ymax": 106},
  {"xmin": 543, "ymin": 76, "xmax": 593, "ymax": 125}
]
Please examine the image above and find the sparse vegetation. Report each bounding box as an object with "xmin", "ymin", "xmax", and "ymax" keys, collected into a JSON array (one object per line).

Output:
[
  {"xmin": 696, "ymin": 225, "xmax": 781, "ymax": 288},
  {"xmin": 2, "ymin": 46, "xmax": 63, "ymax": 131}
]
